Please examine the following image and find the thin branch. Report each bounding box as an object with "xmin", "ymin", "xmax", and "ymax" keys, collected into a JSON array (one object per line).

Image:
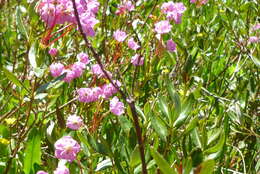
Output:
[{"xmin": 70, "ymin": 1, "xmax": 147, "ymax": 173}]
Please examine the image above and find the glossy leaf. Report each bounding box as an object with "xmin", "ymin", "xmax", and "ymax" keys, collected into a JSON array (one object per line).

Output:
[
  {"xmin": 23, "ymin": 128, "xmax": 41, "ymax": 174},
  {"xmin": 150, "ymin": 147, "xmax": 177, "ymax": 174}
]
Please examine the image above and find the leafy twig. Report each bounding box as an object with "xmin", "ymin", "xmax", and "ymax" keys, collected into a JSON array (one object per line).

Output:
[{"xmin": 70, "ymin": 0, "xmax": 147, "ymax": 173}]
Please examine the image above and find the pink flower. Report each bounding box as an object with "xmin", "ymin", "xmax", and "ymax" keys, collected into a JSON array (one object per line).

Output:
[
  {"xmin": 91, "ymin": 64, "xmax": 103, "ymax": 76},
  {"xmin": 50, "ymin": 63, "xmax": 64, "ymax": 77},
  {"xmin": 77, "ymin": 81, "xmax": 121, "ymax": 102},
  {"xmin": 71, "ymin": 62, "xmax": 86, "ymax": 78},
  {"xmin": 127, "ymin": 38, "xmax": 140, "ymax": 50},
  {"xmin": 63, "ymin": 69, "xmax": 76, "ymax": 83},
  {"xmin": 77, "ymin": 87, "xmax": 102, "ymax": 103},
  {"xmin": 154, "ymin": 20, "xmax": 172, "ymax": 34},
  {"xmin": 54, "ymin": 165, "xmax": 70, "ymax": 174},
  {"xmin": 66, "ymin": 115, "xmax": 83, "ymax": 130},
  {"xmin": 252, "ymin": 24, "xmax": 260, "ymax": 31},
  {"xmin": 77, "ymin": 53, "xmax": 90, "ymax": 64},
  {"xmin": 248, "ymin": 36, "xmax": 259, "ymax": 43},
  {"xmin": 91, "ymin": 64, "xmax": 112, "ymax": 78},
  {"xmin": 91, "ymin": 87, "xmax": 103, "ymax": 101},
  {"xmin": 161, "ymin": 2, "xmax": 186, "ymax": 24},
  {"xmin": 166, "ymin": 39, "xmax": 177, "ymax": 52},
  {"xmin": 190, "ymin": 0, "xmax": 208, "ymax": 5},
  {"xmin": 37, "ymin": 0, "xmax": 99, "ymax": 36},
  {"xmin": 131, "ymin": 54, "xmax": 144, "ymax": 66},
  {"xmin": 49, "ymin": 48, "xmax": 58, "ymax": 56},
  {"xmin": 161, "ymin": 2, "xmax": 185, "ymax": 14},
  {"xmin": 113, "ymin": 30, "xmax": 127, "ymax": 42},
  {"xmin": 54, "ymin": 136, "xmax": 80, "ymax": 162},
  {"xmin": 77, "ymin": 88, "xmax": 94, "ymax": 103},
  {"xmin": 124, "ymin": 1, "xmax": 134, "ymax": 11},
  {"xmin": 110, "ymin": 96, "xmax": 125, "ymax": 116},
  {"xmin": 101, "ymin": 81, "xmax": 121, "ymax": 99},
  {"xmin": 36, "ymin": 171, "xmax": 48, "ymax": 174},
  {"xmin": 116, "ymin": 1, "xmax": 134, "ymax": 15}
]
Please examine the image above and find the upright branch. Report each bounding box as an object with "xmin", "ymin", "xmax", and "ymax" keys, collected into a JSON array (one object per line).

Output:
[{"xmin": 70, "ymin": 0, "xmax": 147, "ymax": 173}]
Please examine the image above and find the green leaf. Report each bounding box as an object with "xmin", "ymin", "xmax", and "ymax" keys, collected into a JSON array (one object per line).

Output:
[
  {"xmin": 2, "ymin": 67, "xmax": 24, "ymax": 89},
  {"xmin": 29, "ymin": 43, "xmax": 37, "ymax": 68},
  {"xmin": 150, "ymin": 147, "xmax": 177, "ymax": 174},
  {"xmin": 167, "ymin": 82, "xmax": 181, "ymax": 117},
  {"xmin": 184, "ymin": 117, "xmax": 198, "ymax": 135},
  {"xmin": 183, "ymin": 157, "xmax": 193, "ymax": 174},
  {"xmin": 95, "ymin": 159, "xmax": 112, "ymax": 171},
  {"xmin": 135, "ymin": 105, "xmax": 146, "ymax": 121},
  {"xmin": 250, "ymin": 55, "xmax": 260, "ymax": 67},
  {"xmin": 16, "ymin": 6, "xmax": 28, "ymax": 39},
  {"xmin": 158, "ymin": 95, "xmax": 170, "ymax": 120},
  {"xmin": 33, "ymin": 67, "xmax": 45, "ymax": 78},
  {"xmin": 150, "ymin": 112, "xmax": 168, "ymax": 141},
  {"xmin": 23, "ymin": 128, "xmax": 41, "ymax": 174},
  {"xmin": 199, "ymin": 160, "xmax": 215, "ymax": 174},
  {"xmin": 191, "ymin": 148, "xmax": 203, "ymax": 167},
  {"xmin": 36, "ymin": 73, "xmax": 66, "ymax": 93},
  {"xmin": 173, "ymin": 96, "xmax": 193, "ymax": 128},
  {"xmin": 118, "ymin": 116, "xmax": 132, "ymax": 134},
  {"xmin": 204, "ymin": 133, "xmax": 225, "ymax": 154},
  {"xmin": 129, "ymin": 145, "xmax": 141, "ymax": 167},
  {"xmin": 207, "ymin": 128, "xmax": 221, "ymax": 146},
  {"xmin": 88, "ymin": 136, "xmax": 110, "ymax": 155},
  {"xmin": 191, "ymin": 128, "xmax": 202, "ymax": 149}
]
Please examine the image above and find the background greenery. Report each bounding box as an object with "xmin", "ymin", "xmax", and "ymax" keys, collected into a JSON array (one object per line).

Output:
[{"xmin": 0, "ymin": 0, "xmax": 259, "ymax": 173}]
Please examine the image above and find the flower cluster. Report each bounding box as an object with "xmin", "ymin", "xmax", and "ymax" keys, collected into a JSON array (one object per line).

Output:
[
  {"xmin": 113, "ymin": 30, "xmax": 140, "ymax": 51},
  {"xmin": 77, "ymin": 80, "xmax": 121, "ymax": 103},
  {"xmin": 190, "ymin": 0, "xmax": 208, "ymax": 6},
  {"xmin": 161, "ymin": 2, "xmax": 186, "ymax": 24},
  {"xmin": 37, "ymin": 0, "xmax": 99, "ymax": 36},
  {"xmin": 54, "ymin": 136, "xmax": 81, "ymax": 162},
  {"xmin": 49, "ymin": 48, "xmax": 58, "ymax": 56},
  {"xmin": 54, "ymin": 165, "xmax": 70, "ymax": 174},
  {"xmin": 249, "ymin": 23, "xmax": 260, "ymax": 44},
  {"xmin": 131, "ymin": 54, "xmax": 144, "ymax": 66},
  {"xmin": 166, "ymin": 39, "xmax": 177, "ymax": 52},
  {"xmin": 113, "ymin": 30, "xmax": 142, "ymax": 65},
  {"xmin": 110, "ymin": 96, "xmax": 125, "ymax": 116},
  {"xmin": 116, "ymin": 0, "xmax": 134, "ymax": 15},
  {"xmin": 128, "ymin": 37, "xmax": 140, "ymax": 50},
  {"xmin": 91, "ymin": 64, "xmax": 112, "ymax": 78},
  {"xmin": 66, "ymin": 115, "xmax": 83, "ymax": 130},
  {"xmin": 37, "ymin": 171, "xmax": 48, "ymax": 174},
  {"xmin": 113, "ymin": 30, "xmax": 128, "ymax": 42},
  {"xmin": 154, "ymin": 20, "xmax": 172, "ymax": 34},
  {"xmin": 49, "ymin": 52, "xmax": 89, "ymax": 83}
]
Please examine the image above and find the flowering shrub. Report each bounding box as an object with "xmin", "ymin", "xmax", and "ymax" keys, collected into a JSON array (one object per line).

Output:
[{"xmin": 0, "ymin": 0, "xmax": 259, "ymax": 173}]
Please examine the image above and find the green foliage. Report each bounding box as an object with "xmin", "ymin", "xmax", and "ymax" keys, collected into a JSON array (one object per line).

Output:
[{"xmin": 0, "ymin": 0, "xmax": 259, "ymax": 173}]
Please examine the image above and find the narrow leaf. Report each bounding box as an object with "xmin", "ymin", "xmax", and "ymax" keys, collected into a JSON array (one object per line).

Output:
[
  {"xmin": 167, "ymin": 82, "xmax": 181, "ymax": 117},
  {"xmin": 173, "ymin": 96, "xmax": 193, "ymax": 128},
  {"xmin": 150, "ymin": 147, "xmax": 177, "ymax": 174},
  {"xmin": 23, "ymin": 128, "xmax": 41, "ymax": 174},
  {"xmin": 16, "ymin": 6, "xmax": 28, "ymax": 39},
  {"xmin": 2, "ymin": 67, "xmax": 23, "ymax": 88},
  {"xmin": 29, "ymin": 43, "xmax": 37, "ymax": 68},
  {"xmin": 150, "ymin": 112, "xmax": 168, "ymax": 141},
  {"xmin": 36, "ymin": 73, "xmax": 66, "ymax": 93},
  {"xmin": 158, "ymin": 95, "xmax": 170, "ymax": 120},
  {"xmin": 129, "ymin": 145, "xmax": 141, "ymax": 167},
  {"xmin": 199, "ymin": 160, "xmax": 215, "ymax": 174},
  {"xmin": 204, "ymin": 133, "xmax": 225, "ymax": 154},
  {"xmin": 95, "ymin": 159, "xmax": 112, "ymax": 171}
]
